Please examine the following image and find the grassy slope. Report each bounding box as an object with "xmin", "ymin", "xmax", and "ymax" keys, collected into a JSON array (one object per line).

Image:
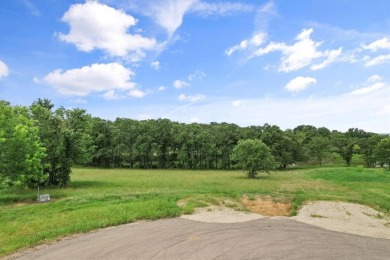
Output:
[{"xmin": 0, "ymin": 167, "xmax": 389, "ymax": 256}]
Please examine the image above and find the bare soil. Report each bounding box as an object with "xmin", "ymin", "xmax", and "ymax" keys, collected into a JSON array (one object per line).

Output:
[
  {"xmin": 181, "ymin": 199, "xmax": 390, "ymax": 239},
  {"xmin": 242, "ymin": 196, "xmax": 291, "ymax": 216}
]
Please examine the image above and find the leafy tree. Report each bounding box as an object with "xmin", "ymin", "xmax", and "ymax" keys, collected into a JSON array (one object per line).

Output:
[
  {"xmin": 261, "ymin": 125, "xmax": 303, "ymax": 168},
  {"xmin": 331, "ymin": 133, "xmax": 356, "ymax": 166},
  {"xmin": 374, "ymin": 138, "xmax": 390, "ymax": 170},
  {"xmin": 231, "ymin": 139, "xmax": 275, "ymax": 178},
  {"xmin": 359, "ymin": 135, "xmax": 382, "ymax": 167},
  {"xmin": 306, "ymin": 136, "xmax": 331, "ymax": 166},
  {"xmin": 30, "ymin": 99, "xmax": 76, "ymax": 186},
  {"xmin": 0, "ymin": 101, "xmax": 46, "ymax": 188}
]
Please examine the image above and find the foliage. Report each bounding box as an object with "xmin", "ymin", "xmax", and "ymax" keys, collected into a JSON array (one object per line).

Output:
[
  {"xmin": 374, "ymin": 138, "xmax": 390, "ymax": 170},
  {"xmin": 0, "ymin": 101, "xmax": 46, "ymax": 188},
  {"xmin": 305, "ymin": 136, "xmax": 331, "ymax": 166},
  {"xmin": 231, "ymin": 139, "xmax": 276, "ymax": 177},
  {"xmin": 1, "ymin": 98, "xmax": 389, "ymax": 189}
]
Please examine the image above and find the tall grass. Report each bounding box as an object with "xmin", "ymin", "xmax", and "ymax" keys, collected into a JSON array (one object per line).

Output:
[{"xmin": 0, "ymin": 167, "xmax": 389, "ymax": 256}]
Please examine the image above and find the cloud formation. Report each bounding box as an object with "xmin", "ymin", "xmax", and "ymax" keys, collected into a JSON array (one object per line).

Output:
[
  {"xmin": 0, "ymin": 59, "xmax": 9, "ymax": 79},
  {"xmin": 228, "ymin": 28, "xmax": 343, "ymax": 72},
  {"xmin": 41, "ymin": 63, "xmax": 136, "ymax": 96},
  {"xmin": 284, "ymin": 76, "xmax": 317, "ymax": 93},
  {"xmin": 125, "ymin": 0, "xmax": 254, "ymax": 38},
  {"xmin": 173, "ymin": 70, "xmax": 205, "ymax": 88},
  {"xmin": 364, "ymin": 54, "xmax": 390, "ymax": 67},
  {"xmin": 173, "ymin": 80, "xmax": 191, "ymax": 89},
  {"xmin": 349, "ymin": 75, "xmax": 386, "ymax": 95},
  {"xmin": 178, "ymin": 93, "xmax": 205, "ymax": 102},
  {"xmin": 190, "ymin": 2, "xmax": 253, "ymax": 16},
  {"xmin": 225, "ymin": 33, "xmax": 266, "ymax": 56},
  {"xmin": 362, "ymin": 37, "xmax": 390, "ymax": 51},
  {"xmin": 150, "ymin": 61, "xmax": 160, "ymax": 70},
  {"xmin": 58, "ymin": 1, "xmax": 157, "ymax": 61}
]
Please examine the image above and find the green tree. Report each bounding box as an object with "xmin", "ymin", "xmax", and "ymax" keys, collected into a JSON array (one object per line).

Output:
[
  {"xmin": 306, "ymin": 136, "xmax": 331, "ymax": 166},
  {"xmin": 30, "ymin": 99, "xmax": 75, "ymax": 186},
  {"xmin": 374, "ymin": 138, "xmax": 390, "ymax": 170},
  {"xmin": 359, "ymin": 135, "xmax": 381, "ymax": 168},
  {"xmin": 331, "ymin": 133, "xmax": 356, "ymax": 166},
  {"xmin": 231, "ymin": 139, "xmax": 275, "ymax": 178},
  {"xmin": 0, "ymin": 101, "xmax": 46, "ymax": 188}
]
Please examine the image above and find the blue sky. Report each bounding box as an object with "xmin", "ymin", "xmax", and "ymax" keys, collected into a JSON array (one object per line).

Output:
[{"xmin": 0, "ymin": 0, "xmax": 389, "ymax": 133}]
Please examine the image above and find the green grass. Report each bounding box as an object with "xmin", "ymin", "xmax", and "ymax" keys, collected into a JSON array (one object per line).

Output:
[{"xmin": 0, "ymin": 166, "xmax": 389, "ymax": 257}]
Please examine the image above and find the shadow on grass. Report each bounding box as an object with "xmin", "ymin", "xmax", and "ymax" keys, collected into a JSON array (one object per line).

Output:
[
  {"xmin": 69, "ymin": 180, "xmax": 107, "ymax": 189},
  {"xmin": 233, "ymin": 174, "xmax": 272, "ymax": 180}
]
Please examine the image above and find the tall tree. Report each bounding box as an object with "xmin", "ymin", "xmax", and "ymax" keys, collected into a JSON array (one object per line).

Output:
[
  {"xmin": 306, "ymin": 136, "xmax": 331, "ymax": 166},
  {"xmin": 374, "ymin": 138, "xmax": 390, "ymax": 170},
  {"xmin": 30, "ymin": 99, "xmax": 74, "ymax": 186},
  {"xmin": 0, "ymin": 101, "xmax": 46, "ymax": 188},
  {"xmin": 231, "ymin": 139, "xmax": 275, "ymax": 178}
]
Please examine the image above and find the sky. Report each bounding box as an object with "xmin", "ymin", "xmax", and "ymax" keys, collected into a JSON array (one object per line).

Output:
[{"xmin": 0, "ymin": 0, "xmax": 389, "ymax": 133}]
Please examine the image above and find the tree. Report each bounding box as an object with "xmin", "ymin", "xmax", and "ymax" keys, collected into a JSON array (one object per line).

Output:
[
  {"xmin": 261, "ymin": 124, "xmax": 303, "ymax": 169},
  {"xmin": 331, "ymin": 133, "xmax": 356, "ymax": 166},
  {"xmin": 305, "ymin": 136, "xmax": 331, "ymax": 166},
  {"xmin": 231, "ymin": 139, "xmax": 275, "ymax": 178},
  {"xmin": 374, "ymin": 138, "xmax": 390, "ymax": 170},
  {"xmin": 30, "ymin": 99, "xmax": 75, "ymax": 186},
  {"xmin": 359, "ymin": 135, "xmax": 381, "ymax": 168},
  {"xmin": 0, "ymin": 101, "xmax": 46, "ymax": 188}
]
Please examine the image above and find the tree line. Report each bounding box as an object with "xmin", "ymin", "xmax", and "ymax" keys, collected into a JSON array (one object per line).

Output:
[{"xmin": 1, "ymin": 99, "xmax": 389, "ymax": 188}]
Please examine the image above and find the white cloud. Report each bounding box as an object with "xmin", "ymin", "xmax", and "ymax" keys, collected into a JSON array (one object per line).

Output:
[
  {"xmin": 364, "ymin": 54, "xmax": 390, "ymax": 67},
  {"xmin": 147, "ymin": 0, "xmax": 197, "ymax": 37},
  {"xmin": 230, "ymin": 28, "xmax": 342, "ymax": 72},
  {"xmin": 41, "ymin": 63, "xmax": 136, "ymax": 96},
  {"xmin": 350, "ymin": 82, "xmax": 386, "ymax": 95},
  {"xmin": 311, "ymin": 48, "xmax": 342, "ymax": 70},
  {"xmin": 232, "ymin": 100, "xmax": 242, "ymax": 107},
  {"xmin": 58, "ymin": 1, "xmax": 157, "ymax": 60},
  {"xmin": 367, "ymin": 74, "xmax": 383, "ymax": 83},
  {"xmin": 277, "ymin": 28, "xmax": 326, "ymax": 72},
  {"xmin": 254, "ymin": 1, "xmax": 276, "ymax": 31},
  {"xmin": 188, "ymin": 70, "xmax": 206, "ymax": 81},
  {"xmin": 178, "ymin": 93, "xmax": 205, "ymax": 102},
  {"xmin": 225, "ymin": 33, "xmax": 266, "ymax": 56},
  {"xmin": 129, "ymin": 89, "xmax": 146, "ymax": 98},
  {"xmin": 126, "ymin": 0, "xmax": 254, "ymax": 38},
  {"xmin": 0, "ymin": 59, "xmax": 9, "ymax": 79},
  {"xmin": 362, "ymin": 37, "xmax": 390, "ymax": 52},
  {"xmin": 190, "ymin": 2, "xmax": 254, "ymax": 16},
  {"xmin": 173, "ymin": 70, "xmax": 205, "ymax": 88},
  {"xmin": 150, "ymin": 61, "xmax": 160, "ymax": 70},
  {"xmin": 158, "ymin": 86, "xmax": 167, "ymax": 91},
  {"xmin": 173, "ymin": 79, "xmax": 191, "ymax": 89},
  {"xmin": 21, "ymin": 0, "xmax": 41, "ymax": 16},
  {"xmin": 103, "ymin": 90, "xmax": 122, "ymax": 100},
  {"xmin": 284, "ymin": 76, "xmax": 316, "ymax": 93}
]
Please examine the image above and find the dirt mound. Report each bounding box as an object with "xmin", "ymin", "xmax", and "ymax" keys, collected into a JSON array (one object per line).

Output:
[
  {"xmin": 180, "ymin": 199, "xmax": 390, "ymax": 239},
  {"xmin": 292, "ymin": 201, "xmax": 390, "ymax": 239},
  {"xmin": 181, "ymin": 206, "xmax": 263, "ymax": 223},
  {"xmin": 242, "ymin": 196, "xmax": 291, "ymax": 216}
]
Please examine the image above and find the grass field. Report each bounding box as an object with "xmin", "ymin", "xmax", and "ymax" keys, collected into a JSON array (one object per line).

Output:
[{"xmin": 1, "ymin": 166, "xmax": 389, "ymax": 257}]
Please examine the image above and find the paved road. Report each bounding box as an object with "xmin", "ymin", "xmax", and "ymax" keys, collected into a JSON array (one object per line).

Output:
[{"xmin": 15, "ymin": 218, "xmax": 390, "ymax": 259}]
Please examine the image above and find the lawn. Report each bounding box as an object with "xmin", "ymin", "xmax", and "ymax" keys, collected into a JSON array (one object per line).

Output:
[{"xmin": 0, "ymin": 166, "xmax": 389, "ymax": 257}]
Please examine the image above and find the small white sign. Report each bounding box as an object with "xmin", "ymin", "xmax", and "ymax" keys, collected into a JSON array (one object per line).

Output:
[{"xmin": 38, "ymin": 194, "xmax": 50, "ymax": 202}]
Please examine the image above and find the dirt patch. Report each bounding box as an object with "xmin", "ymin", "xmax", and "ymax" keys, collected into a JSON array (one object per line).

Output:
[
  {"xmin": 180, "ymin": 199, "xmax": 390, "ymax": 240},
  {"xmin": 181, "ymin": 206, "xmax": 263, "ymax": 223},
  {"xmin": 242, "ymin": 196, "xmax": 291, "ymax": 216},
  {"xmin": 292, "ymin": 201, "xmax": 390, "ymax": 239}
]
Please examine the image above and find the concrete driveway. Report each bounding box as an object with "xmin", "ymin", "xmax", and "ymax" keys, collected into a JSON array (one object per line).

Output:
[{"xmin": 15, "ymin": 218, "xmax": 390, "ymax": 259}]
